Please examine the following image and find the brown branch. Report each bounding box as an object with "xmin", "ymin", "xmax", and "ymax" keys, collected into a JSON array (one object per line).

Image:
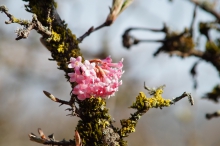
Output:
[
  {"xmin": 79, "ymin": 25, "xmax": 167, "ymax": 44},
  {"xmin": 43, "ymin": 91, "xmax": 81, "ymax": 117},
  {"xmin": 206, "ymin": 110, "xmax": 220, "ymax": 120},
  {"xmin": 77, "ymin": 0, "xmax": 133, "ymax": 42},
  {"xmin": 122, "ymin": 26, "xmax": 187, "ymax": 49},
  {"xmin": 121, "ymin": 3, "xmax": 220, "ymax": 72},
  {"xmin": 43, "ymin": 91, "xmax": 70, "ymax": 105},
  {"xmin": 0, "ymin": 5, "xmax": 29, "ymax": 25},
  {"xmin": 124, "ymin": 26, "xmax": 168, "ymax": 33},
  {"xmin": 77, "ymin": 22, "xmax": 109, "ymax": 43},
  {"xmin": 0, "ymin": 5, "xmax": 51, "ymax": 40},
  {"xmin": 122, "ymin": 24, "xmax": 169, "ymax": 48},
  {"xmin": 190, "ymin": 60, "xmax": 201, "ymax": 89},
  {"xmin": 202, "ymin": 84, "xmax": 220, "ymax": 103},
  {"xmin": 167, "ymin": 49, "xmax": 203, "ymax": 57},
  {"xmin": 144, "ymin": 82, "xmax": 194, "ymax": 105},
  {"xmin": 167, "ymin": 49, "xmax": 220, "ymax": 72},
  {"xmin": 189, "ymin": 0, "xmax": 220, "ymax": 22},
  {"xmin": 189, "ymin": 5, "xmax": 197, "ymax": 36},
  {"xmin": 171, "ymin": 92, "xmax": 194, "ymax": 106},
  {"xmin": 29, "ymin": 128, "xmax": 75, "ymax": 146}
]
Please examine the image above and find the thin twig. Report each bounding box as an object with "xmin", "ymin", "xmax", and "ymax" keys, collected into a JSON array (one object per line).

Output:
[
  {"xmin": 122, "ymin": 26, "xmax": 187, "ymax": 49},
  {"xmin": 136, "ymin": 39, "xmax": 165, "ymax": 43},
  {"xmin": 77, "ymin": 22, "xmax": 108, "ymax": 43},
  {"xmin": 43, "ymin": 91, "xmax": 81, "ymax": 117},
  {"xmin": 77, "ymin": 0, "xmax": 133, "ymax": 42},
  {"xmin": 0, "ymin": 5, "xmax": 51, "ymax": 40},
  {"xmin": 144, "ymin": 82, "xmax": 194, "ymax": 105},
  {"xmin": 0, "ymin": 5, "xmax": 29, "ymax": 25},
  {"xmin": 29, "ymin": 128, "xmax": 74, "ymax": 145},
  {"xmin": 190, "ymin": 60, "xmax": 201, "ymax": 89},
  {"xmin": 206, "ymin": 110, "xmax": 220, "ymax": 120},
  {"xmin": 171, "ymin": 92, "xmax": 194, "ymax": 105},
  {"xmin": 144, "ymin": 82, "xmax": 165, "ymax": 95},
  {"xmin": 124, "ymin": 26, "xmax": 167, "ymax": 33},
  {"xmin": 189, "ymin": 5, "xmax": 197, "ymax": 36},
  {"xmin": 122, "ymin": 24, "xmax": 168, "ymax": 48},
  {"xmin": 189, "ymin": 0, "xmax": 220, "ymax": 22},
  {"xmin": 43, "ymin": 91, "xmax": 70, "ymax": 106}
]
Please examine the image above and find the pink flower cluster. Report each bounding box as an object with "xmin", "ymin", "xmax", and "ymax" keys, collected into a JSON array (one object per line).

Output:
[{"xmin": 68, "ymin": 56, "xmax": 124, "ymax": 100}]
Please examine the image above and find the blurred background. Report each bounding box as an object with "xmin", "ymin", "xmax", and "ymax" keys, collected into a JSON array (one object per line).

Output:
[{"xmin": 0, "ymin": 0, "xmax": 220, "ymax": 146}]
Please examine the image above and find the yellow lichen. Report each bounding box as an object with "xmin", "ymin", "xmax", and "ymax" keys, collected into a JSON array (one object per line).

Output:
[
  {"xmin": 76, "ymin": 97, "xmax": 111, "ymax": 145},
  {"xmin": 120, "ymin": 119, "xmax": 136, "ymax": 137},
  {"xmin": 131, "ymin": 88, "xmax": 172, "ymax": 111},
  {"xmin": 47, "ymin": 17, "xmax": 52, "ymax": 23},
  {"xmin": 51, "ymin": 30, "xmax": 61, "ymax": 42},
  {"xmin": 11, "ymin": 16, "xmax": 20, "ymax": 23},
  {"xmin": 147, "ymin": 88, "xmax": 171, "ymax": 108},
  {"xmin": 57, "ymin": 42, "xmax": 65, "ymax": 53},
  {"xmin": 98, "ymin": 119, "xmax": 110, "ymax": 128}
]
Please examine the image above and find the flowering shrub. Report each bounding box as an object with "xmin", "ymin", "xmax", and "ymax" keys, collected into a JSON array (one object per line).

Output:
[
  {"xmin": 0, "ymin": 1, "xmax": 196, "ymax": 145},
  {"xmin": 68, "ymin": 56, "xmax": 124, "ymax": 100}
]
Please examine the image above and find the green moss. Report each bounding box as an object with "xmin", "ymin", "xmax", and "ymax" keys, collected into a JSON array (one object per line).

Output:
[
  {"xmin": 76, "ymin": 97, "xmax": 115, "ymax": 145},
  {"xmin": 23, "ymin": 0, "xmax": 83, "ymax": 87},
  {"xmin": 206, "ymin": 41, "xmax": 220, "ymax": 55},
  {"xmin": 22, "ymin": 1, "xmax": 120, "ymax": 145},
  {"xmin": 119, "ymin": 140, "xmax": 128, "ymax": 146},
  {"xmin": 179, "ymin": 36, "xmax": 194, "ymax": 52},
  {"xmin": 165, "ymin": 31, "xmax": 194, "ymax": 53},
  {"xmin": 53, "ymin": 1, "xmax": 58, "ymax": 8}
]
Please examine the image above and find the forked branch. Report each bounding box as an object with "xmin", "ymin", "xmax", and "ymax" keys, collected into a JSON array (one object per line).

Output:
[{"xmin": 0, "ymin": 5, "xmax": 51, "ymax": 40}]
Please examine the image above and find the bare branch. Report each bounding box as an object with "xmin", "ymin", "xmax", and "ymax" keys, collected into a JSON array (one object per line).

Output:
[
  {"xmin": 43, "ymin": 91, "xmax": 81, "ymax": 117},
  {"xmin": 78, "ymin": 0, "xmax": 133, "ymax": 42},
  {"xmin": 206, "ymin": 110, "xmax": 220, "ymax": 120},
  {"xmin": 167, "ymin": 49, "xmax": 203, "ymax": 57},
  {"xmin": 29, "ymin": 128, "xmax": 75, "ymax": 145},
  {"xmin": 171, "ymin": 92, "xmax": 194, "ymax": 106},
  {"xmin": 43, "ymin": 91, "xmax": 70, "ymax": 105},
  {"xmin": 189, "ymin": 5, "xmax": 197, "ymax": 36},
  {"xmin": 122, "ymin": 24, "xmax": 168, "ymax": 48},
  {"xmin": 189, "ymin": 0, "xmax": 220, "ymax": 22},
  {"xmin": 0, "ymin": 6, "xmax": 51, "ymax": 40},
  {"xmin": 203, "ymin": 84, "xmax": 220, "ymax": 103},
  {"xmin": 190, "ymin": 60, "xmax": 201, "ymax": 89},
  {"xmin": 77, "ymin": 22, "xmax": 108, "ymax": 42},
  {"xmin": 144, "ymin": 82, "xmax": 165, "ymax": 95}
]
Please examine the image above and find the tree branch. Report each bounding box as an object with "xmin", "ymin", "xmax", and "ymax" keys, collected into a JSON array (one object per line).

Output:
[
  {"xmin": 120, "ymin": 84, "xmax": 194, "ymax": 137},
  {"xmin": 189, "ymin": 0, "xmax": 220, "ymax": 22},
  {"xmin": 43, "ymin": 91, "xmax": 81, "ymax": 117},
  {"xmin": 43, "ymin": 91, "xmax": 70, "ymax": 105},
  {"xmin": 171, "ymin": 92, "xmax": 194, "ymax": 105},
  {"xmin": 0, "ymin": 6, "xmax": 51, "ymax": 40},
  {"xmin": 189, "ymin": 5, "xmax": 197, "ymax": 36},
  {"xmin": 29, "ymin": 128, "xmax": 75, "ymax": 146},
  {"xmin": 206, "ymin": 110, "xmax": 220, "ymax": 120},
  {"xmin": 77, "ymin": 22, "xmax": 108, "ymax": 43}
]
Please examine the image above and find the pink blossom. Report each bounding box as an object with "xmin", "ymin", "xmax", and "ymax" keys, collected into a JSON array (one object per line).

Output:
[{"xmin": 68, "ymin": 56, "xmax": 124, "ymax": 100}]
